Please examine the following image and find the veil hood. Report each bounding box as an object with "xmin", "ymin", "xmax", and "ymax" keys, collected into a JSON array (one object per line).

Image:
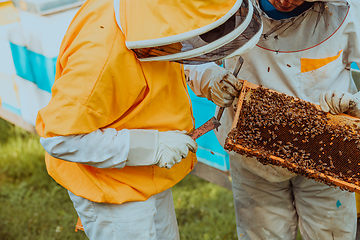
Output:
[{"xmin": 114, "ymin": 0, "xmax": 263, "ymax": 64}]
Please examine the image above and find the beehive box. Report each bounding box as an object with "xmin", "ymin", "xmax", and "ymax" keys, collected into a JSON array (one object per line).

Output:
[{"xmin": 224, "ymin": 80, "xmax": 360, "ymax": 193}]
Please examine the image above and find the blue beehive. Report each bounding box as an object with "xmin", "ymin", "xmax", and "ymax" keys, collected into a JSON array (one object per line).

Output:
[{"xmin": 188, "ymin": 88, "xmax": 230, "ymax": 172}]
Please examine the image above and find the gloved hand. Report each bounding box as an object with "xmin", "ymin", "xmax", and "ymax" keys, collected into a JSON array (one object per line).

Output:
[
  {"xmin": 156, "ymin": 130, "xmax": 197, "ymax": 168},
  {"xmin": 127, "ymin": 130, "xmax": 197, "ymax": 169},
  {"xmin": 319, "ymin": 90, "xmax": 360, "ymax": 118},
  {"xmin": 200, "ymin": 66, "xmax": 243, "ymax": 107}
]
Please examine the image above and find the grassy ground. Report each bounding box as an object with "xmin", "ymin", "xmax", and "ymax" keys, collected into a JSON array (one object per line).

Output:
[{"xmin": 0, "ymin": 118, "xmax": 301, "ymax": 239}]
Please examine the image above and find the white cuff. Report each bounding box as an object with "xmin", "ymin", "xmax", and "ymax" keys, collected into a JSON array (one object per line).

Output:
[{"xmin": 126, "ymin": 129, "xmax": 159, "ymax": 166}]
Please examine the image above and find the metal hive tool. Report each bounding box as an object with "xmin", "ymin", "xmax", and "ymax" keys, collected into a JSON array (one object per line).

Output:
[{"xmin": 224, "ymin": 80, "xmax": 360, "ymax": 193}]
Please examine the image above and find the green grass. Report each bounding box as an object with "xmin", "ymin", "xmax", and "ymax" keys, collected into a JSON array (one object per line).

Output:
[
  {"xmin": 0, "ymin": 118, "xmax": 301, "ymax": 239},
  {"xmin": 173, "ymin": 175, "xmax": 237, "ymax": 240},
  {"xmin": 0, "ymin": 119, "xmax": 87, "ymax": 240}
]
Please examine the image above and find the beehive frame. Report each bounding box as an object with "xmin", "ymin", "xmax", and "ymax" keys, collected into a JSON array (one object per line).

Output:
[{"xmin": 225, "ymin": 80, "xmax": 360, "ymax": 193}]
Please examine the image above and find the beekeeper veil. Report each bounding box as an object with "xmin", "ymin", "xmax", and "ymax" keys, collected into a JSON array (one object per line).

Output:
[
  {"xmin": 114, "ymin": 0, "xmax": 263, "ymax": 64},
  {"xmin": 253, "ymin": 0, "xmax": 349, "ymax": 52}
]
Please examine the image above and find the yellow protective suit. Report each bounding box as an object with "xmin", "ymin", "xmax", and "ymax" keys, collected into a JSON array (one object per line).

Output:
[{"xmin": 35, "ymin": 0, "xmax": 197, "ymax": 204}]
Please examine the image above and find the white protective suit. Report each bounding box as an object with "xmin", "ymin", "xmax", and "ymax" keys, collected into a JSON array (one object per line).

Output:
[{"xmin": 185, "ymin": 0, "xmax": 359, "ymax": 239}]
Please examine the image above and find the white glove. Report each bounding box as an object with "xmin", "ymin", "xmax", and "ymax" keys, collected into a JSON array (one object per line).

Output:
[
  {"xmin": 155, "ymin": 130, "xmax": 197, "ymax": 169},
  {"xmin": 319, "ymin": 90, "xmax": 360, "ymax": 118},
  {"xmin": 128, "ymin": 130, "xmax": 197, "ymax": 169},
  {"xmin": 320, "ymin": 90, "xmax": 360, "ymax": 118},
  {"xmin": 40, "ymin": 128, "xmax": 197, "ymax": 169},
  {"xmin": 185, "ymin": 64, "xmax": 242, "ymax": 107},
  {"xmin": 201, "ymin": 66, "xmax": 242, "ymax": 107}
]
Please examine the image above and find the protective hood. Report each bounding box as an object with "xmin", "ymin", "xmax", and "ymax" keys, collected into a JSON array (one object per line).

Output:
[
  {"xmin": 114, "ymin": 0, "xmax": 263, "ymax": 64},
  {"xmin": 253, "ymin": 0, "xmax": 349, "ymax": 52}
]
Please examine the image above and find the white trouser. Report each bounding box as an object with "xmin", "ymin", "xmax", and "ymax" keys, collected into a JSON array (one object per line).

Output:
[
  {"xmin": 68, "ymin": 189, "xmax": 179, "ymax": 240},
  {"xmin": 230, "ymin": 159, "xmax": 357, "ymax": 240}
]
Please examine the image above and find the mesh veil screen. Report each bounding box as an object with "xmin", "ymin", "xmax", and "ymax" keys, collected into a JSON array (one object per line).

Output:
[
  {"xmin": 224, "ymin": 81, "xmax": 360, "ymax": 193},
  {"xmin": 131, "ymin": 0, "xmax": 262, "ymax": 64}
]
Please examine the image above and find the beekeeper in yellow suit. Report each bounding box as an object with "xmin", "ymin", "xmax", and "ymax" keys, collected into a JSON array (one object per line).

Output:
[
  {"xmin": 186, "ymin": 0, "xmax": 360, "ymax": 239},
  {"xmin": 35, "ymin": 0, "xmax": 262, "ymax": 239}
]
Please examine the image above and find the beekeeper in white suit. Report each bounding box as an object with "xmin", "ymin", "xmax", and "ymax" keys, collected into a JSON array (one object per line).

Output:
[{"xmin": 186, "ymin": 0, "xmax": 360, "ymax": 239}]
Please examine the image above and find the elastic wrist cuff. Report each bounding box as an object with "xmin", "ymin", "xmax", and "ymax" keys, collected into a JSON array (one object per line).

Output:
[{"xmin": 127, "ymin": 129, "xmax": 159, "ymax": 166}]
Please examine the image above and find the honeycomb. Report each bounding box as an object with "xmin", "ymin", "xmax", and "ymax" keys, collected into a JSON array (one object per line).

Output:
[{"xmin": 224, "ymin": 81, "xmax": 360, "ymax": 193}]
